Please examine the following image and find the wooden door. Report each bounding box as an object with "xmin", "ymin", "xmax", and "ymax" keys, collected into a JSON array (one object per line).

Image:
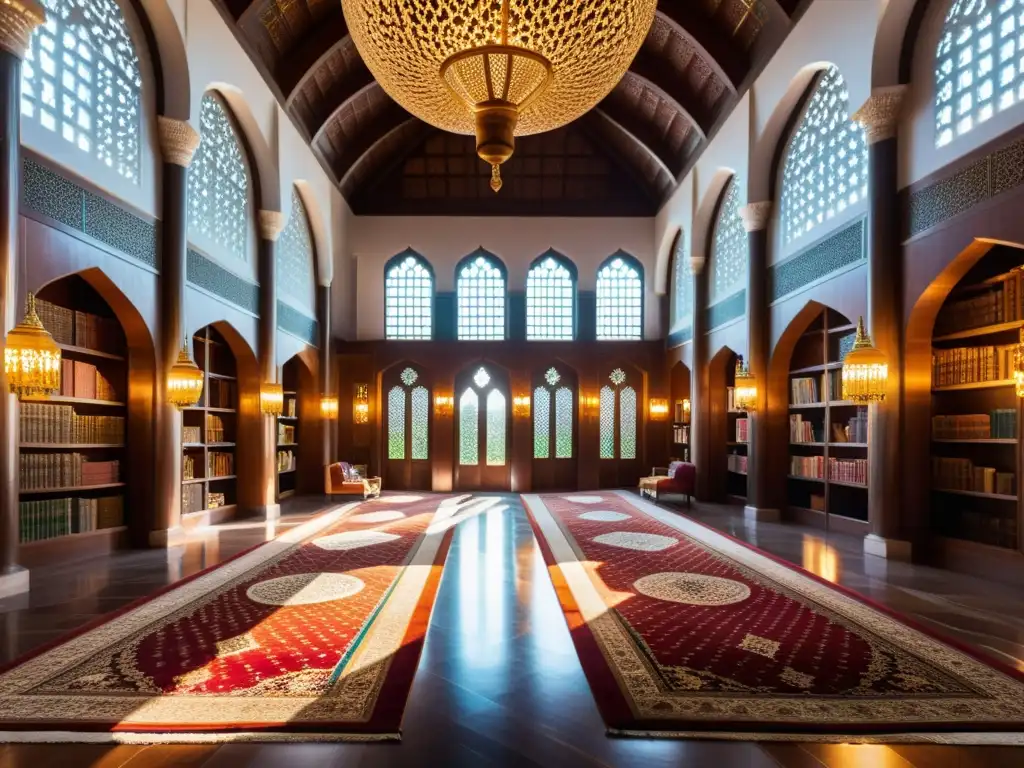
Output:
[
  {"xmin": 597, "ymin": 366, "xmax": 644, "ymax": 488},
  {"xmin": 455, "ymin": 364, "xmax": 511, "ymax": 491},
  {"xmin": 383, "ymin": 365, "xmax": 432, "ymax": 491},
  {"xmin": 531, "ymin": 365, "xmax": 578, "ymax": 491}
]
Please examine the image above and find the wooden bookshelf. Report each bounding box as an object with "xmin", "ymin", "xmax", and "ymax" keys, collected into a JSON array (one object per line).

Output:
[
  {"xmin": 669, "ymin": 361, "xmax": 690, "ymax": 462},
  {"xmin": 786, "ymin": 307, "xmax": 868, "ymax": 528},
  {"xmin": 725, "ymin": 361, "xmax": 748, "ymax": 502},
  {"xmin": 181, "ymin": 326, "xmax": 239, "ymax": 517},
  {"xmin": 19, "ymin": 276, "xmax": 129, "ymax": 563},
  {"xmin": 276, "ymin": 359, "xmax": 301, "ymax": 499}
]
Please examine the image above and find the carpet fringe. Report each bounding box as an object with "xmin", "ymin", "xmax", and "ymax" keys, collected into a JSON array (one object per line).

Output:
[
  {"xmin": 0, "ymin": 730, "xmax": 401, "ymax": 744},
  {"xmin": 607, "ymin": 727, "xmax": 1024, "ymax": 746}
]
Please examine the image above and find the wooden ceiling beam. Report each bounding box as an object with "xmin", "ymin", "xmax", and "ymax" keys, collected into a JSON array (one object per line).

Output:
[
  {"xmin": 319, "ymin": 98, "xmax": 412, "ymax": 182},
  {"xmin": 278, "ymin": 14, "xmax": 352, "ymax": 99},
  {"xmin": 592, "ymin": 104, "xmax": 679, "ymax": 179},
  {"xmin": 654, "ymin": 3, "xmax": 746, "ymax": 90},
  {"xmin": 628, "ymin": 49, "xmax": 713, "ymax": 136}
]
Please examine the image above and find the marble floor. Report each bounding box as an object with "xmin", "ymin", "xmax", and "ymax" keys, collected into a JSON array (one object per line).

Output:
[{"xmin": 0, "ymin": 493, "xmax": 1021, "ymax": 767}]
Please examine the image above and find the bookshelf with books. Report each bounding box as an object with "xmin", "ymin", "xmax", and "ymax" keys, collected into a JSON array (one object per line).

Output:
[
  {"xmin": 669, "ymin": 361, "xmax": 690, "ymax": 463},
  {"xmin": 276, "ymin": 358, "xmax": 300, "ymax": 499},
  {"xmin": 786, "ymin": 307, "xmax": 868, "ymax": 531},
  {"xmin": 930, "ymin": 256, "xmax": 1023, "ymax": 554},
  {"xmin": 725, "ymin": 358, "xmax": 748, "ymax": 503},
  {"xmin": 181, "ymin": 326, "xmax": 239, "ymax": 521}
]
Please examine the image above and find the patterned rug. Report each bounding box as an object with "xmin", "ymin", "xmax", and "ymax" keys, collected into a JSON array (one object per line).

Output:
[
  {"xmin": 0, "ymin": 494, "xmax": 459, "ymax": 743},
  {"xmin": 523, "ymin": 491, "xmax": 1024, "ymax": 745}
]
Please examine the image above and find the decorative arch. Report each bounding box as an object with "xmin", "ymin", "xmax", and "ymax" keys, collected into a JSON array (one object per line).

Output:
[
  {"xmin": 668, "ymin": 228, "xmax": 693, "ymax": 335},
  {"xmin": 277, "ymin": 186, "xmax": 316, "ymax": 313},
  {"xmin": 293, "ymin": 180, "xmax": 330, "ymax": 286},
  {"xmin": 454, "ymin": 360, "xmax": 511, "ymax": 491},
  {"xmin": 455, "ymin": 248, "xmax": 507, "ymax": 341},
  {"xmin": 596, "ymin": 251, "xmax": 644, "ymax": 340},
  {"xmin": 526, "ymin": 250, "xmax": 577, "ymax": 341},
  {"xmin": 380, "ymin": 361, "xmax": 432, "ymax": 490},
  {"xmin": 709, "ymin": 174, "xmax": 747, "ymax": 303},
  {"xmin": 136, "ymin": 0, "xmax": 190, "ymax": 119},
  {"xmin": 384, "ymin": 249, "xmax": 434, "ymax": 340},
  {"xmin": 532, "ymin": 362, "xmax": 579, "ymax": 491},
  {"xmin": 693, "ymin": 169, "xmax": 735, "ymax": 275}
]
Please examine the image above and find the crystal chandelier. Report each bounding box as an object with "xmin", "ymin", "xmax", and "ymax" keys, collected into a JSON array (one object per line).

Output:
[
  {"xmin": 842, "ymin": 317, "xmax": 888, "ymax": 403},
  {"xmin": 341, "ymin": 0, "xmax": 657, "ymax": 192},
  {"xmin": 260, "ymin": 382, "xmax": 284, "ymax": 416},
  {"xmin": 167, "ymin": 344, "xmax": 204, "ymax": 410},
  {"xmin": 733, "ymin": 356, "xmax": 757, "ymax": 412},
  {"xmin": 3, "ymin": 293, "xmax": 61, "ymax": 398}
]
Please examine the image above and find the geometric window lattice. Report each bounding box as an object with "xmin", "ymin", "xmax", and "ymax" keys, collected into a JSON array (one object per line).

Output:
[
  {"xmin": 473, "ymin": 367, "xmax": 491, "ymax": 388},
  {"xmin": 545, "ymin": 367, "xmax": 561, "ymax": 386},
  {"xmin": 619, "ymin": 386, "xmax": 637, "ymax": 460},
  {"xmin": 555, "ymin": 386, "xmax": 573, "ymax": 459},
  {"xmin": 669, "ymin": 233, "xmax": 693, "ymax": 333},
  {"xmin": 277, "ymin": 188, "xmax": 315, "ymax": 310},
  {"xmin": 599, "ymin": 385, "xmax": 615, "ymax": 459},
  {"xmin": 711, "ymin": 176, "xmax": 748, "ymax": 303},
  {"xmin": 596, "ymin": 255, "xmax": 643, "ymax": 340},
  {"xmin": 401, "ymin": 367, "xmax": 418, "ymax": 386},
  {"xmin": 457, "ymin": 252, "xmax": 506, "ymax": 340},
  {"xmin": 385, "ymin": 252, "xmax": 433, "ymax": 340},
  {"xmin": 388, "ymin": 385, "xmax": 406, "ymax": 460},
  {"xmin": 22, "ymin": 0, "xmax": 142, "ymax": 183},
  {"xmin": 780, "ymin": 66, "xmax": 867, "ymax": 246},
  {"xmin": 411, "ymin": 386, "xmax": 429, "ymax": 460},
  {"xmin": 459, "ymin": 388, "xmax": 479, "ymax": 466},
  {"xmin": 610, "ymin": 368, "xmax": 626, "ymax": 386},
  {"xmin": 188, "ymin": 93, "xmax": 250, "ymax": 261},
  {"xmin": 534, "ymin": 385, "xmax": 551, "ymax": 459},
  {"xmin": 486, "ymin": 389, "xmax": 507, "ymax": 466},
  {"xmin": 936, "ymin": 0, "xmax": 1024, "ymax": 148},
  {"xmin": 527, "ymin": 254, "xmax": 575, "ymax": 340}
]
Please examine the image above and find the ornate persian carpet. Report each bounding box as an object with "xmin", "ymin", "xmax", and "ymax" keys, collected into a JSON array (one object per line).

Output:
[
  {"xmin": 522, "ymin": 491, "xmax": 1024, "ymax": 745},
  {"xmin": 0, "ymin": 494, "xmax": 458, "ymax": 743}
]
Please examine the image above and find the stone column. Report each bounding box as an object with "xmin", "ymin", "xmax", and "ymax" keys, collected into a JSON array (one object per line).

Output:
[
  {"xmin": 0, "ymin": 0, "xmax": 45, "ymax": 596},
  {"xmin": 740, "ymin": 201, "xmax": 778, "ymax": 522},
  {"xmin": 316, "ymin": 282, "xmax": 334, "ymax": 478},
  {"xmin": 690, "ymin": 254, "xmax": 711, "ymax": 500},
  {"xmin": 853, "ymin": 86, "xmax": 912, "ymax": 561},
  {"xmin": 151, "ymin": 116, "xmax": 200, "ymax": 547},
  {"xmin": 255, "ymin": 210, "xmax": 284, "ymax": 520}
]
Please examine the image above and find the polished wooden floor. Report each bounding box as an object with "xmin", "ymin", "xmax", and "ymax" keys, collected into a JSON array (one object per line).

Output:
[{"xmin": 0, "ymin": 493, "xmax": 1021, "ymax": 767}]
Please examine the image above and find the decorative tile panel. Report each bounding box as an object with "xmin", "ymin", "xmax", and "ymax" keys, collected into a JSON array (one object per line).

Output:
[
  {"xmin": 770, "ymin": 219, "xmax": 865, "ymax": 302},
  {"xmin": 84, "ymin": 193, "xmax": 157, "ymax": 267},
  {"xmin": 706, "ymin": 289, "xmax": 746, "ymax": 330},
  {"xmin": 187, "ymin": 248, "xmax": 259, "ymax": 314},
  {"xmin": 908, "ymin": 160, "xmax": 989, "ymax": 237},
  {"xmin": 277, "ymin": 301, "xmax": 318, "ymax": 345}
]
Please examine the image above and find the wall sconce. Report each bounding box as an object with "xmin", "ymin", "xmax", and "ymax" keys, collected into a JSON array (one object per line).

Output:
[
  {"xmin": 260, "ymin": 382, "xmax": 284, "ymax": 416},
  {"xmin": 682, "ymin": 398, "xmax": 691, "ymax": 423},
  {"xmin": 649, "ymin": 398, "xmax": 669, "ymax": 420},
  {"xmin": 320, "ymin": 395, "xmax": 339, "ymax": 419},
  {"xmin": 353, "ymin": 383, "xmax": 369, "ymax": 424},
  {"xmin": 582, "ymin": 392, "xmax": 600, "ymax": 415},
  {"xmin": 434, "ymin": 393, "xmax": 454, "ymax": 416},
  {"xmin": 513, "ymin": 394, "xmax": 531, "ymax": 418}
]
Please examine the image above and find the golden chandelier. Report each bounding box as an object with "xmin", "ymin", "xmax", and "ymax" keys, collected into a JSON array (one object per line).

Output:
[{"xmin": 340, "ymin": 0, "xmax": 657, "ymax": 192}]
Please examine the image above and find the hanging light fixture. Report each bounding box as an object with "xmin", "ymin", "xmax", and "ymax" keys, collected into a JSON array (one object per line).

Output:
[
  {"xmin": 434, "ymin": 393, "xmax": 454, "ymax": 416},
  {"xmin": 320, "ymin": 395, "xmax": 339, "ymax": 420},
  {"xmin": 649, "ymin": 398, "xmax": 669, "ymax": 420},
  {"xmin": 341, "ymin": 0, "xmax": 657, "ymax": 192},
  {"xmin": 353, "ymin": 383, "xmax": 370, "ymax": 424},
  {"xmin": 512, "ymin": 394, "xmax": 531, "ymax": 418},
  {"xmin": 167, "ymin": 343, "xmax": 204, "ymax": 410},
  {"xmin": 1013, "ymin": 329, "xmax": 1024, "ymax": 398},
  {"xmin": 842, "ymin": 317, "xmax": 888, "ymax": 403},
  {"xmin": 3, "ymin": 292, "xmax": 61, "ymax": 399},
  {"xmin": 733, "ymin": 356, "xmax": 758, "ymax": 412},
  {"xmin": 682, "ymin": 398, "xmax": 692, "ymax": 423},
  {"xmin": 260, "ymin": 382, "xmax": 284, "ymax": 416}
]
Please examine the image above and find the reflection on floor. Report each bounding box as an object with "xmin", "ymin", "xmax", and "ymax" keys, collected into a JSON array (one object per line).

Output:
[{"xmin": 0, "ymin": 493, "xmax": 1021, "ymax": 766}]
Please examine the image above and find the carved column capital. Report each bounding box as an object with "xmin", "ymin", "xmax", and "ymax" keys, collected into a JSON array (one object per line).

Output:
[
  {"xmin": 258, "ymin": 210, "xmax": 285, "ymax": 242},
  {"xmin": 739, "ymin": 201, "xmax": 772, "ymax": 233},
  {"xmin": 0, "ymin": 0, "xmax": 44, "ymax": 59},
  {"xmin": 852, "ymin": 85, "xmax": 909, "ymax": 145},
  {"xmin": 157, "ymin": 117, "xmax": 201, "ymax": 168},
  {"xmin": 689, "ymin": 255, "xmax": 705, "ymax": 274}
]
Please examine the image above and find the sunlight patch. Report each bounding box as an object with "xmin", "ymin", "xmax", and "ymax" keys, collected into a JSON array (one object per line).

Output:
[
  {"xmin": 313, "ymin": 530, "xmax": 401, "ymax": 551},
  {"xmin": 349, "ymin": 511, "xmax": 405, "ymax": 524},
  {"xmin": 593, "ymin": 532, "xmax": 677, "ymax": 552},
  {"xmin": 579, "ymin": 510, "xmax": 631, "ymax": 522},
  {"xmin": 564, "ymin": 495, "xmax": 604, "ymax": 504},
  {"xmin": 246, "ymin": 573, "xmax": 365, "ymax": 606},
  {"xmin": 378, "ymin": 495, "xmax": 423, "ymax": 504}
]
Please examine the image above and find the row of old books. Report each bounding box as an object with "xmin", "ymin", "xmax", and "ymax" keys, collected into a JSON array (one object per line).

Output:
[
  {"xmin": 206, "ymin": 414, "xmax": 227, "ymax": 442},
  {"xmin": 790, "ymin": 414, "xmax": 818, "ymax": 443},
  {"xmin": 19, "ymin": 404, "xmax": 125, "ymax": 444},
  {"xmin": 931, "ymin": 344, "xmax": 1017, "ymax": 387},
  {"xmin": 838, "ymin": 410, "xmax": 868, "ymax": 443},
  {"xmin": 934, "ymin": 269, "xmax": 1021, "ymax": 336},
  {"xmin": 208, "ymin": 379, "xmax": 236, "ymax": 409},
  {"xmin": 277, "ymin": 450, "xmax": 295, "ymax": 472},
  {"xmin": 727, "ymin": 388, "xmax": 744, "ymax": 412},
  {"xmin": 183, "ymin": 454, "xmax": 195, "ymax": 481},
  {"xmin": 938, "ymin": 508, "xmax": 1018, "ymax": 549},
  {"xmin": 830, "ymin": 458, "xmax": 867, "ymax": 485},
  {"xmin": 791, "ymin": 377, "xmax": 820, "ymax": 404},
  {"xmin": 278, "ymin": 424, "xmax": 296, "ymax": 444},
  {"xmin": 826, "ymin": 370, "xmax": 844, "ymax": 401},
  {"xmin": 931, "ymin": 457, "xmax": 1015, "ymax": 495},
  {"xmin": 791, "ymin": 455, "xmax": 824, "ymax": 479},
  {"xmin": 19, "ymin": 455, "xmax": 119, "ymax": 490},
  {"xmin": 208, "ymin": 451, "xmax": 233, "ymax": 477},
  {"xmin": 735, "ymin": 418, "xmax": 748, "ymax": 443},
  {"xmin": 18, "ymin": 495, "xmax": 123, "ymax": 543},
  {"xmin": 932, "ymin": 410, "xmax": 1018, "ymax": 439},
  {"xmin": 727, "ymin": 454, "xmax": 747, "ymax": 474},
  {"xmin": 34, "ymin": 298, "xmax": 121, "ymax": 353},
  {"xmin": 182, "ymin": 426, "xmax": 202, "ymax": 444},
  {"xmin": 283, "ymin": 398, "xmax": 297, "ymax": 418},
  {"xmin": 182, "ymin": 484, "xmax": 203, "ymax": 515},
  {"xmin": 59, "ymin": 360, "xmax": 117, "ymax": 401},
  {"xmin": 672, "ymin": 425, "xmax": 690, "ymax": 444},
  {"xmin": 672, "ymin": 401, "xmax": 689, "ymax": 423}
]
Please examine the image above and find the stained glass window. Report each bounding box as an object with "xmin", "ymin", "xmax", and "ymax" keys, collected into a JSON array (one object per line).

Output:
[
  {"xmin": 669, "ymin": 233, "xmax": 693, "ymax": 333},
  {"xmin": 533, "ymin": 386, "xmax": 550, "ymax": 459},
  {"xmin": 411, "ymin": 386, "xmax": 429, "ymax": 460},
  {"xmin": 459, "ymin": 388, "xmax": 479, "ymax": 465},
  {"xmin": 600, "ymin": 370, "xmax": 637, "ymax": 460},
  {"xmin": 385, "ymin": 252, "xmax": 433, "ymax": 340},
  {"xmin": 188, "ymin": 94, "xmax": 249, "ymax": 261},
  {"xmin": 620, "ymin": 386, "xmax": 637, "ymax": 460},
  {"xmin": 596, "ymin": 255, "xmax": 643, "ymax": 340},
  {"xmin": 486, "ymin": 390, "xmax": 506, "ymax": 465},
  {"xmin": 599, "ymin": 385, "xmax": 615, "ymax": 459},
  {"xmin": 936, "ymin": 0, "xmax": 1024, "ymax": 147},
  {"xmin": 473, "ymin": 367, "xmax": 491, "ymax": 388},
  {"xmin": 527, "ymin": 253, "xmax": 575, "ymax": 340},
  {"xmin": 711, "ymin": 177, "xmax": 748, "ymax": 303},
  {"xmin": 780, "ymin": 66, "xmax": 866, "ymax": 246},
  {"xmin": 277, "ymin": 188, "xmax": 315, "ymax": 309},
  {"xmin": 457, "ymin": 252, "xmax": 506, "ymax": 340},
  {"xmin": 388, "ymin": 386, "xmax": 405, "ymax": 460},
  {"xmin": 555, "ymin": 387, "xmax": 573, "ymax": 459},
  {"xmin": 22, "ymin": 0, "xmax": 142, "ymax": 182}
]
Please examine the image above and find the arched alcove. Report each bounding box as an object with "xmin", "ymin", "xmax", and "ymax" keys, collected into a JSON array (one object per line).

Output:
[
  {"xmin": 378, "ymin": 360, "xmax": 433, "ymax": 492},
  {"xmin": 669, "ymin": 360, "xmax": 691, "ymax": 463},
  {"xmin": 453, "ymin": 360, "xmax": 511, "ymax": 491},
  {"xmin": 531, "ymin": 361, "xmax": 579, "ymax": 492},
  {"xmin": 708, "ymin": 346, "xmax": 743, "ymax": 503},
  {"xmin": 278, "ymin": 350, "xmax": 318, "ymax": 499},
  {"xmin": 596, "ymin": 361, "xmax": 645, "ymax": 489}
]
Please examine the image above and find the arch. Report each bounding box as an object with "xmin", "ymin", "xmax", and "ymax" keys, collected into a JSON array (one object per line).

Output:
[
  {"xmin": 654, "ymin": 224, "xmax": 683, "ymax": 296},
  {"xmin": 526, "ymin": 250, "xmax": 577, "ymax": 341},
  {"xmin": 384, "ymin": 249, "xmax": 434, "ymax": 341},
  {"xmin": 136, "ymin": 0, "xmax": 191, "ymax": 119},
  {"xmin": 379, "ymin": 360, "xmax": 433, "ymax": 490},
  {"xmin": 871, "ymin": 0, "xmax": 923, "ymax": 88},
  {"xmin": 278, "ymin": 350, "xmax": 318, "ymax": 496},
  {"xmin": 292, "ymin": 180, "xmax": 331, "ymax": 286},
  {"xmin": 596, "ymin": 251, "xmax": 644, "ymax": 341},
  {"xmin": 455, "ymin": 248, "xmax": 507, "ymax": 341},
  {"xmin": 693, "ymin": 169, "xmax": 735, "ymax": 272},
  {"xmin": 277, "ymin": 185, "xmax": 317, "ymax": 313},
  {"xmin": 668, "ymin": 228, "xmax": 693, "ymax": 336},
  {"xmin": 709, "ymin": 173, "xmax": 747, "ymax": 303},
  {"xmin": 453, "ymin": 359, "xmax": 512, "ymax": 491}
]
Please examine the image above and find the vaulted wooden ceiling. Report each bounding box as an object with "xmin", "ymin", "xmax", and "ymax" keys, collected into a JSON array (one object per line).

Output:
[{"xmin": 212, "ymin": 0, "xmax": 811, "ymax": 215}]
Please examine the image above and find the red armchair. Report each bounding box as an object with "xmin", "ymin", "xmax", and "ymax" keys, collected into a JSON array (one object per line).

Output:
[
  {"xmin": 325, "ymin": 462, "xmax": 381, "ymax": 499},
  {"xmin": 647, "ymin": 461, "xmax": 695, "ymax": 505}
]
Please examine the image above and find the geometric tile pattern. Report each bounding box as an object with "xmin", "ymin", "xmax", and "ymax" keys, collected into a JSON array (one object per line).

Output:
[
  {"xmin": 187, "ymin": 249, "xmax": 259, "ymax": 314},
  {"xmin": 770, "ymin": 219, "xmax": 865, "ymax": 302},
  {"xmin": 706, "ymin": 289, "xmax": 746, "ymax": 330},
  {"xmin": 277, "ymin": 301, "xmax": 317, "ymax": 345}
]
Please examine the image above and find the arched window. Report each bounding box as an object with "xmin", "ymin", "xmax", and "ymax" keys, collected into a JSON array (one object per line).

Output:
[
  {"xmin": 385, "ymin": 251, "xmax": 433, "ymax": 340},
  {"xmin": 457, "ymin": 250, "xmax": 506, "ymax": 340},
  {"xmin": 188, "ymin": 93, "xmax": 250, "ymax": 261},
  {"xmin": 22, "ymin": 0, "xmax": 143, "ymax": 182},
  {"xmin": 669, "ymin": 232, "xmax": 693, "ymax": 333},
  {"xmin": 596, "ymin": 253, "xmax": 643, "ymax": 340},
  {"xmin": 534, "ymin": 367, "xmax": 574, "ymax": 459},
  {"xmin": 599, "ymin": 368, "xmax": 637, "ymax": 460},
  {"xmin": 527, "ymin": 251, "xmax": 576, "ymax": 340},
  {"xmin": 780, "ymin": 66, "xmax": 866, "ymax": 246},
  {"xmin": 277, "ymin": 188, "xmax": 315, "ymax": 310},
  {"xmin": 459, "ymin": 366, "xmax": 506, "ymax": 466},
  {"xmin": 935, "ymin": 0, "xmax": 1022, "ymax": 147},
  {"xmin": 710, "ymin": 176, "xmax": 747, "ymax": 303},
  {"xmin": 387, "ymin": 367, "xmax": 429, "ymax": 460}
]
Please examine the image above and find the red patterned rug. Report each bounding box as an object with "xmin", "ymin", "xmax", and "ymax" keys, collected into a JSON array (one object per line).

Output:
[
  {"xmin": 523, "ymin": 491, "xmax": 1024, "ymax": 745},
  {"xmin": 0, "ymin": 494, "xmax": 458, "ymax": 743}
]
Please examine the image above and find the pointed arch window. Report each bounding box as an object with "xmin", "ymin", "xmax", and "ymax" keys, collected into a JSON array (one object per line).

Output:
[
  {"xmin": 527, "ymin": 252, "xmax": 576, "ymax": 340},
  {"xmin": 710, "ymin": 177, "xmax": 747, "ymax": 303},
  {"xmin": 669, "ymin": 233, "xmax": 693, "ymax": 333},
  {"xmin": 385, "ymin": 251, "xmax": 434, "ymax": 340},
  {"xmin": 22, "ymin": 0, "xmax": 143, "ymax": 182},
  {"xmin": 188, "ymin": 93, "xmax": 250, "ymax": 261},
  {"xmin": 277, "ymin": 188, "xmax": 316, "ymax": 310},
  {"xmin": 459, "ymin": 366, "xmax": 506, "ymax": 466},
  {"xmin": 596, "ymin": 253, "xmax": 643, "ymax": 340},
  {"xmin": 387, "ymin": 367, "xmax": 429, "ymax": 460},
  {"xmin": 779, "ymin": 66, "xmax": 866, "ymax": 246},
  {"xmin": 534, "ymin": 367, "xmax": 574, "ymax": 459},
  {"xmin": 599, "ymin": 368, "xmax": 638, "ymax": 460},
  {"xmin": 935, "ymin": 0, "xmax": 1023, "ymax": 147},
  {"xmin": 457, "ymin": 251, "xmax": 506, "ymax": 340}
]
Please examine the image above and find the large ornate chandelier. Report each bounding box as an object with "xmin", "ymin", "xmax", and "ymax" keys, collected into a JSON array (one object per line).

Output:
[{"xmin": 341, "ymin": 0, "xmax": 657, "ymax": 192}]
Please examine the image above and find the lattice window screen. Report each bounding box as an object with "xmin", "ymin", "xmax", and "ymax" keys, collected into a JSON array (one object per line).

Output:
[
  {"xmin": 411, "ymin": 386, "xmax": 429, "ymax": 460},
  {"xmin": 619, "ymin": 386, "xmax": 637, "ymax": 460},
  {"xmin": 555, "ymin": 387, "xmax": 573, "ymax": 459},
  {"xmin": 527, "ymin": 255, "xmax": 575, "ymax": 340},
  {"xmin": 385, "ymin": 253, "xmax": 433, "ymax": 340},
  {"xmin": 534, "ymin": 386, "xmax": 550, "ymax": 459},
  {"xmin": 599, "ymin": 385, "xmax": 615, "ymax": 459},
  {"xmin": 457, "ymin": 254, "xmax": 506, "ymax": 340},
  {"xmin": 388, "ymin": 386, "xmax": 405, "ymax": 460},
  {"xmin": 459, "ymin": 389, "xmax": 479, "ymax": 466},
  {"xmin": 596, "ymin": 256, "xmax": 643, "ymax": 340},
  {"xmin": 711, "ymin": 177, "xmax": 748, "ymax": 303},
  {"xmin": 486, "ymin": 389, "xmax": 506, "ymax": 466}
]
